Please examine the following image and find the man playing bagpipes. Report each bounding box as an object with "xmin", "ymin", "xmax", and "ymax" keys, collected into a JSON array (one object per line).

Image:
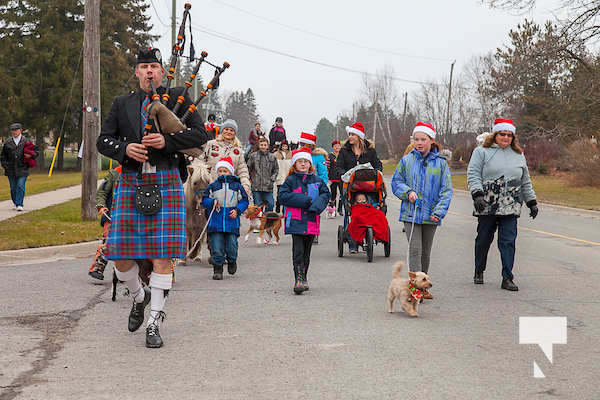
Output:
[{"xmin": 96, "ymin": 47, "xmax": 209, "ymax": 348}]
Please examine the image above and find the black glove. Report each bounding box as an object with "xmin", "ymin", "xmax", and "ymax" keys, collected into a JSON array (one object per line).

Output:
[
  {"xmin": 472, "ymin": 191, "xmax": 486, "ymax": 213},
  {"xmin": 527, "ymin": 200, "xmax": 538, "ymax": 219}
]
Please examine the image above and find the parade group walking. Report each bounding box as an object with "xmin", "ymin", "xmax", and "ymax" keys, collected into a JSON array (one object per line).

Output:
[{"xmin": 2, "ymin": 45, "xmax": 539, "ymax": 349}]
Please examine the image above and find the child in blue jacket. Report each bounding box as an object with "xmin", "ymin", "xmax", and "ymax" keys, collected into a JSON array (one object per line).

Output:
[
  {"xmin": 278, "ymin": 147, "xmax": 330, "ymax": 294},
  {"xmin": 202, "ymin": 157, "xmax": 249, "ymax": 280},
  {"xmin": 391, "ymin": 122, "xmax": 452, "ymax": 299}
]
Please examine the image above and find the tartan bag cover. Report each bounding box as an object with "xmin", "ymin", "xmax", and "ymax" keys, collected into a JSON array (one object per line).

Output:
[{"xmin": 106, "ymin": 169, "xmax": 186, "ymax": 260}]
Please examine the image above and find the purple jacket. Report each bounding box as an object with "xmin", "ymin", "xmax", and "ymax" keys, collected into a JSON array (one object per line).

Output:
[{"xmin": 278, "ymin": 172, "xmax": 330, "ymax": 235}]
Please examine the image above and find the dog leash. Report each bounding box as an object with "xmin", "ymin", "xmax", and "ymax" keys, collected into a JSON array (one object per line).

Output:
[{"xmin": 185, "ymin": 202, "xmax": 216, "ymax": 259}]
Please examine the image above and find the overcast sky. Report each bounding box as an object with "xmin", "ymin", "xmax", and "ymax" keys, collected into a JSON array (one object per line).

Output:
[{"xmin": 147, "ymin": 0, "xmax": 561, "ymax": 140}]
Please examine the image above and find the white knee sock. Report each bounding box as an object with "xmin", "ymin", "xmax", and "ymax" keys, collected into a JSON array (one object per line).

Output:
[
  {"xmin": 148, "ymin": 272, "xmax": 172, "ymax": 326},
  {"xmin": 114, "ymin": 264, "xmax": 144, "ymax": 303}
]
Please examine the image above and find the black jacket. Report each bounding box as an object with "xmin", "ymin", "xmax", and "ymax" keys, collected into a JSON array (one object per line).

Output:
[
  {"xmin": 335, "ymin": 140, "xmax": 382, "ymax": 177},
  {"xmin": 268, "ymin": 125, "xmax": 287, "ymax": 152},
  {"xmin": 328, "ymin": 151, "xmax": 343, "ymax": 181},
  {"xmin": 97, "ymin": 86, "xmax": 208, "ymax": 174},
  {"xmin": 1, "ymin": 136, "xmax": 39, "ymax": 177}
]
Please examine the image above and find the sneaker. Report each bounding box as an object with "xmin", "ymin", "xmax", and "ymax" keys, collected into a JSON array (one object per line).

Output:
[
  {"xmin": 212, "ymin": 264, "xmax": 223, "ymax": 280},
  {"xmin": 501, "ymin": 278, "xmax": 519, "ymax": 291},
  {"xmin": 227, "ymin": 261, "xmax": 237, "ymax": 275},
  {"xmin": 294, "ymin": 278, "xmax": 305, "ymax": 295},
  {"xmin": 16, "ymin": 206, "xmax": 23, "ymax": 212},
  {"xmin": 145, "ymin": 316, "xmax": 165, "ymax": 348},
  {"xmin": 128, "ymin": 287, "xmax": 151, "ymax": 332},
  {"xmin": 253, "ymin": 229, "xmax": 260, "ymax": 234}
]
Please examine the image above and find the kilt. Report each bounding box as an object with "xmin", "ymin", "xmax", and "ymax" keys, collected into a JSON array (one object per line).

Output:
[{"xmin": 106, "ymin": 169, "xmax": 186, "ymax": 260}]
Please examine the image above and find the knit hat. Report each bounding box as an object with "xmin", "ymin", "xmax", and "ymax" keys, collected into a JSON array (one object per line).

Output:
[
  {"xmin": 345, "ymin": 122, "xmax": 365, "ymax": 139},
  {"xmin": 413, "ymin": 122, "xmax": 436, "ymax": 139},
  {"xmin": 291, "ymin": 147, "xmax": 312, "ymax": 165},
  {"xmin": 221, "ymin": 119, "xmax": 238, "ymax": 133},
  {"xmin": 215, "ymin": 157, "xmax": 235, "ymax": 175},
  {"xmin": 493, "ymin": 118, "xmax": 515, "ymax": 133},
  {"xmin": 275, "ymin": 117, "xmax": 283, "ymax": 123},
  {"xmin": 298, "ymin": 132, "xmax": 317, "ymax": 145},
  {"xmin": 331, "ymin": 139, "xmax": 341, "ymax": 146}
]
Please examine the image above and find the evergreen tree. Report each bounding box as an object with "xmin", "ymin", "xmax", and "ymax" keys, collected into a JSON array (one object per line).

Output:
[{"xmin": 314, "ymin": 117, "xmax": 335, "ymax": 149}]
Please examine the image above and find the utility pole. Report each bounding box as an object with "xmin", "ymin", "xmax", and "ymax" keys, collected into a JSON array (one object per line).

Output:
[
  {"xmin": 445, "ymin": 60, "xmax": 456, "ymax": 136},
  {"xmin": 402, "ymin": 92, "xmax": 408, "ymax": 132},
  {"xmin": 82, "ymin": 0, "xmax": 100, "ymax": 221},
  {"xmin": 372, "ymin": 98, "xmax": 377, "ymax": 145}
]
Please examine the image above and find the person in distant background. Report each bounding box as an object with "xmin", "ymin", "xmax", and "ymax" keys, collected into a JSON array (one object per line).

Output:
[
  {"xmin": 1, "ymin": 123, "xmax": 39, "ymax": 212},
  {"xmin": 269, "ymin": 117, "xmax": 287, "ymax": 152},
  {"xmin": 205, "ymin": 114, "xmax": 220, "ymax": 140}
]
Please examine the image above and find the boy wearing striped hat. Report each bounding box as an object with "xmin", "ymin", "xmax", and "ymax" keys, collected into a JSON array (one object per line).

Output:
[{"xmin": 202, "ymin": 157, "xmax": 250, "ymax": 280}]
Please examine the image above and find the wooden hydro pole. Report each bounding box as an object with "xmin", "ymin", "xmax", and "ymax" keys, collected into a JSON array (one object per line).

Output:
[{"xmin": 81, "ymin": 0, "xmax": 100, "ymax": 220}]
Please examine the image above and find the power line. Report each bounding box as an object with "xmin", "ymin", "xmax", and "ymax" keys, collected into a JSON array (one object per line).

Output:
[
  {"xmin": 149, "ymin": 0, "xmax": 169, "ymax": 28},
  {"xmin": 212, "ymin": 0, "xmax": 453, "ymax": 63},
  {"xmin": 191, "ymin": 24, "xmax": 436, "ymax": 85}
]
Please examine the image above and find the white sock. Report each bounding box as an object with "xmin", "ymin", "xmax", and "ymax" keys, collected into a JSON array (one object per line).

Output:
[
  {"xmin": 114, "ymin": 264, "xmax": 144, "ymax": 303},
  {"xmin": 148, "ymin": 272, "xmax": 172, "ymax": 326}
]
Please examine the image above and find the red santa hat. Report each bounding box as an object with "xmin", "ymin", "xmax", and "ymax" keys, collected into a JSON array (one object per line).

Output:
[
  {"xmin": 291, "ymin": 147, "xmax": 313, "ymax": 165},
  {"xmin": 298, "ymin": 131, "xmax": 317, "ymax": 145},
  {"xmin": 215, "ymin": 157, "xmax": 235, "ymax": 175},
  {"xmin": 492, "ymin": 118, "xmax": 516, "ymax": 133},
  {"xmin": 413, "ymin": 122, "xmax": 436, "ymax": 139},
  {"xmin": 345, "ymin": 122, "xmax": 365, "ymax": 139},
  {"xmin": 331, "ymin": 139, "xmax": 341, "ymax": 146}
]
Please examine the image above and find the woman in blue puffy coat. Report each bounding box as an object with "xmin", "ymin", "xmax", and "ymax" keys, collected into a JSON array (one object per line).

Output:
[
  {"xmin": 391, "ymin": 122, "xmax": 453, "ymax": 299},
  {"xmin": 278, "ymin": 147, "xmax": 330, "ymax": 294}
]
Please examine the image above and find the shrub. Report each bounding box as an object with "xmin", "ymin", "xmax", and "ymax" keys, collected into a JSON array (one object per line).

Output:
[
  {"xmin": 566, "ymin": 139, "xmax": 600, "ymax": 186},
  {"xmin": 523, "ymin": 139, "xmax": 562, "ymax": 172}
]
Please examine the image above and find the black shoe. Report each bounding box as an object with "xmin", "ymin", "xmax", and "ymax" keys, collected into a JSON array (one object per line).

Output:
[
  {"xmin": 213, "ymin": 264, "xmax": 223, "ymax": 280},
  {"xmin": 302, "ymin": 266, "xmax": 309, "ymax": 291},
  {"xmin": 227, "ymin": 261, "xmax": 237, "ymax": 275},
  {"xmin": 501, "ymin": 278, "xmax": 519, "ymax": 291},
  {"xmin": 293, "ymin": 268, "xmax": 305, "ymax": 295},
  {"xmin": 89, "ymin": 269, "xmax": 104, "ymax": 280},
  {"xmin": 145, "ymin": 319, "xmax": 164, "ymax": 348},
  {"xmin": 474, "ymin": 271, "xmax": 484, "ymax": 284},
  {"xmin": 313, "ymin": 236, "xmax": 319, "ymax": 245},
  {"xmin": 128, "ymin": 287, "xmax": 151, "ymax": 332}
]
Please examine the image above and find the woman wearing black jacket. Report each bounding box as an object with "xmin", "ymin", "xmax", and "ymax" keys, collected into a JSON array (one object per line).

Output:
[{"xmin": 335, "ymin": 122, "xmax": 383, "ymax": 177}]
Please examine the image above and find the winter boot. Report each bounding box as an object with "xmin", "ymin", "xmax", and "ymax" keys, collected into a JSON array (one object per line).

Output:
[
  {"xmin": 212, "ymin": 264, "xmax": 223, "ymax": 280},
  {"xmin": 302, "ymin": 265, "xmax": 309, "ymax": 291},
  {"xmin": 227, "ymin": 260, "xmax": 237, "ymax": 275},
  {"xmin": 293, "ymin": 266, "xmax": 305, "ymax": 295}
]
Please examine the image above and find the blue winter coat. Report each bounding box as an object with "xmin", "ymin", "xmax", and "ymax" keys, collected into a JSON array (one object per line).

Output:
[
  {"xmin": 311, "ymin": 148, "xmax": 329, "ymax": 184},
  {"xmin": 201, "ymin": 175, "xmax": 249, "ymax": 236},
  {"xmin": 391, "ymin": 148, "xmax": 453, "ymax": 225},
  {"xmin": 278, "ymin": 172, "xmax": 330, "ymax": 235}
]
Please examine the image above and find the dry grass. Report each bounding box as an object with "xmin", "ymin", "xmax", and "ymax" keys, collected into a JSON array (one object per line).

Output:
[
  {"xmin": 0, "ymin": 170, "xmax": 108, "ymax": 201},
  {"xmin": 451, "ymin": 173, "xmax": 600, "ymax": 211},
  {"xmin": 0, "ymin": 198, "xmax": 103, "ymax": 251}
]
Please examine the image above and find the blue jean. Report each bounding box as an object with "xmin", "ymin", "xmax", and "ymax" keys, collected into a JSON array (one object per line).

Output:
[
  {"xmin": 252, "ymin": 191, "xmax": 274, "ymax": 212},
  {"xmin": 8, "ymin": 176, "xmax": 28, "ymax": 207},
  {"xmin": 208, "ymin": 232, "xmax": 238, "ymax": 266},
  {"xmin": 475, "ymin": 215, "xmax": 518, "ymax": 279}
]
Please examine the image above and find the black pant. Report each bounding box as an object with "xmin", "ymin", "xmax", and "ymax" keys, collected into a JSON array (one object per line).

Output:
[
  {"xmin": 292, "ymin": 234, "xmax": 314, "ymax": 275},
  {"xmin": 475, "ymin": 215, "xmax": 518, "ymax": 279},
  {"xmin": 329, "ymin": 181, "xmax": 343, "ymax": 210},
  {"xmin": 275, "ymin": 185, "xmax": 282, "ymax": 213}
]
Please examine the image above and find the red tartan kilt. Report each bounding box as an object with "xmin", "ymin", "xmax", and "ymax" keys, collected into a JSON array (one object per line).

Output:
[{"xmin": 106, "ymin": 169, "xmax": 186, "ymax": 260}]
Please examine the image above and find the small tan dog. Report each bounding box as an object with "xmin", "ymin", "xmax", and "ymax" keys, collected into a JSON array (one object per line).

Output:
[
  {"xmin": 244, "ymin": 204, "xmax": 282, "ymax": 245},
  {"xmin": 388, "ymin": 261, "xmax": 433, "ymax": 317}
]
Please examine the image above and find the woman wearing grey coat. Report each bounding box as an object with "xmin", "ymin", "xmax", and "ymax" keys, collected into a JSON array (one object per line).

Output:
[{"xmin": 467, "ymin": 118, "xmax": 538, "ymax": 292}]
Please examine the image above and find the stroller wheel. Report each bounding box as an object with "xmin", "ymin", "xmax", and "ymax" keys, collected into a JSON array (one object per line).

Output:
[
  {"xmin": 337, "ymin": 225, "xmax": 344, "ymax": 257},
  {"xmin": 384, "ymin": 226, "xmax": 391, "ymax": 257},
  {"xmin": 365, "ymin": 227, "xmax": 374, "ymax": 262}
]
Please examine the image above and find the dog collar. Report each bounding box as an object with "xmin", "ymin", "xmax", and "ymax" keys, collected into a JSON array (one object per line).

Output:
[{"xmin": 408, "ymin": 281, "xmax": 424, "ymax": 301}]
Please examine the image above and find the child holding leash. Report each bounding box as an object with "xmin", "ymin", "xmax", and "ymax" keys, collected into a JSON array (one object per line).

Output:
[
  {"xmin": 391, "ymin": 122, "xmax": 453, "ymax": 299},
  {"xmin": 278, "ymin": 147, "xmax": 330, "ymax": 294},
  {"xmin": 202, "ymin": 157, "xmax": 249, "ymax": 280}
]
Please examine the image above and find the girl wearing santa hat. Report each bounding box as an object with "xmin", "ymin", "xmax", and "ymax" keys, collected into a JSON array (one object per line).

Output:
[
  {"xmin": 467, "ymin": 118, "xmax": 538, "ymax": 292},
  {"xmin": 297, "ymin": 131, "xmax": 329, "ymax": 243},
  {"xmin": 391, "ymin": 122, "xmax": 453, "ymax": 300},
  {"xmin": 277, "ymin": 147, "xmax": 331, "ymax": 294}
]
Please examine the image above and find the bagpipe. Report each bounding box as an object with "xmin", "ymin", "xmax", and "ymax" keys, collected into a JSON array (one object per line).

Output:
[{"xmin": 145, "ymin": 3, "xmax": 230, "ymax": 156}]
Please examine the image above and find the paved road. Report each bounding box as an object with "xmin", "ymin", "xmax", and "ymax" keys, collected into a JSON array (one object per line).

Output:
[{"xmin": 1, "ymin": 189, "xmax": 599, "ymax": 399}]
